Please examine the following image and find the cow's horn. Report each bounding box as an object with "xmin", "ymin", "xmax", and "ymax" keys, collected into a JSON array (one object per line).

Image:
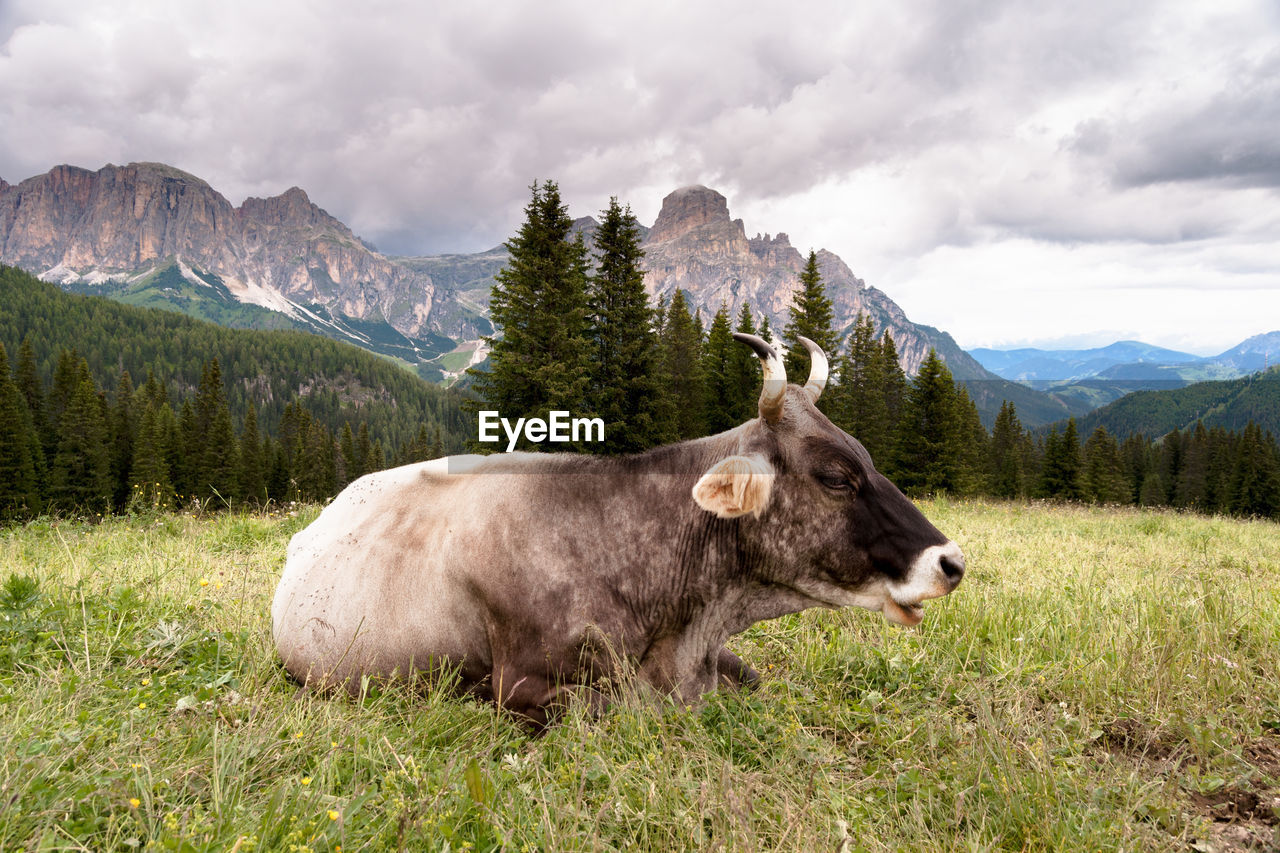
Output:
[
  {"xmin": 797, "ymin": 336, "xmax": 828, "ymax": 403},
  {"xmin": 733, "ymin": 332, "xmax": 786, "ymax": 422}
]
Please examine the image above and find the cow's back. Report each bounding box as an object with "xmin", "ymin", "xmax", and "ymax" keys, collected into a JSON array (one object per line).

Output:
[{"xmin": 272, "ymin": 456, "xmax": 498, "ymax": 689}]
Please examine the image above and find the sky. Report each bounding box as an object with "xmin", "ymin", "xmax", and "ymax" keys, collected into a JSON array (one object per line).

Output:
[{"xmin": 1, "ymin": 0, "xmax": 1278, "ymax": 355}]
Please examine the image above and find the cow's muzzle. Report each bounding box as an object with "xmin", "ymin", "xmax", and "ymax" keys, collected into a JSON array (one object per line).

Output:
[{"xmin": 883, "ymin": 541, "xmax": 966, "ymax": 626}]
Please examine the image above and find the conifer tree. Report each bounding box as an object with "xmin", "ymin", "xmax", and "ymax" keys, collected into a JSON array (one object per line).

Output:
[
  {"xmin": 1039, "ymin": 418, "xmax": 1084, "ymax": 501},
  {"xmin": 237, "ymin": 402, "xmax": 266, "ymax": 504},
  {"xmin": 729, "ymin": 304, "xmax": 762, "ymax": 422},
  {"xmin": 1174, "ymin": 421, "xmax": 1211, "ymax": 510},
  {"xmin": 701, "ymin": 304, "xmax": 741, "ymax": 435},
  {"xmin": 586, "ymin": 197, "xmax": 667, "ymax": 453},
  {"xmin": 830, "ymin": 314, "xmax": 897, "ymax": 464},
  {"xmin": 0, "ymin": 343, "xmax": 40, "ymax": 518},
  {"xmin": 467, "ymin": 180, "xmax": 592, "ymax": 450},
  {"xmin": 1229, "ymin": 421, "xmax": 1280, "ymax": 518},
  {"xmin": 782, "ymin": 250, "xmax": 839, "ymax": 397},
  {"xmin": 429, "ymin": 425, "xmax": 445, "ymax": 460},
  {"xmin": 894, "ymin": 350, "xmax": 964, "ymax": 494},
  {"xmin": 339, "ymin": 423, "xmax": 359, "ymax": 485},
  {"xmin": 14, "ymin": 337, "xmax": 51, "ymax": 471},
  {"xmin": 988, "ymin": 401, "xmax": 1028, "ymax": 498},
  {"xmin": 1082, "ymin": 426, "xmax": 1130, "ymax": 504},
  {"xmin": 50, "ymin": 373, "xmax": 112, "ymax": 512},
  {"xmin": 875, "ymin": 331, "xmax": 909, "ymax": 467},
  {"xmin": 109, "ymin": 369, "xmax": 137, "ymax": 509},
  {"xmin": 130, "ymin": 401, "xmax": 175, "ymax": 508},
  {"xmin": 195, "ymin": 360, "xmax": 238, "ymax": 502},
  {"xmin": 659, "ymin": 290, "xmax": 707, "ymax": 440},
  {"xmin": 355, "ymin": 423, "xmax": 376, "ymax": 473}
]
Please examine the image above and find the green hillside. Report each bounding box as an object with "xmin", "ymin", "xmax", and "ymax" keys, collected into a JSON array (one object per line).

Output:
[
  {"xmin": 1071, "ymin": 367, "xmax": 1280, "ymax": 438},
  {"xmin": 0, "ymin": 264, "xmax": 473, "ymax": 453}
]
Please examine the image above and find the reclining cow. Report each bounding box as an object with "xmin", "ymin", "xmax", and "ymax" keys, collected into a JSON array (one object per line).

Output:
[{"xmin": 273, "ymin": 334, "xmax": 965, "ymax": 725}]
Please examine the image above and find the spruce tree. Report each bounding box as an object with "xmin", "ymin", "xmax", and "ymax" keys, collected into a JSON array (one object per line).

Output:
[
  {"xmin": 467, "ymin": 180, "xmax": 592, "ymax": 450},
  {"xmin": 1039, "ymin": 418, "xmax": 1085, "ymax": 501},
  {"xmin": 988, "ymin": 401, "xmax": 1027, "ymax": 499},
  {"xmin": 14, "ymin": 337, "xmax": 51, "ymax": 475},
  {"xmin": 781, "ymin": 250, "xmax": 839, "ymax": 395},
  {"xmin": 701, "ymin": 304, "xmax": 740, "ymax": 435},
  {"xmin": 659, "ymin": 290, "xmax": 707, "ymax": 440},
  {"xmin": 50, "ymin": 374, "xmax": 112, "ymax": 512},
  {"xmin": 875, "ymin": 331, "xmax": 909, "ymax": 472},
  {"xmin": 0, "ymin": 343, "xmax": 40, "ymax": 519},
  {"xmin": 586, "ymin": 197, "xmax": 667, "ymax": 453},
  {"xmin": 1082, "ymin": 426, "xmax": 1130, "ymax": 504},
  {"xmin": 729, "ymin": 304, "xmax": 762, "ymax": 422},
  {"xmin": 130, "ymin": 401, "xmax": 175, "ymax": 508},
  {"xmin": 1229, "ymin": 422, "xmax": 1280, "ymax": 518},
  {"xmin": 237, "ymin": 402, "xmax": 266, "ymax": 504},
  {"xmin": 109, "ymin": 369, "xmax": 137, "ymax": 509},
  {"xmin": 894, "ymin": 350, "xmax": 964, "ymax": 494}
]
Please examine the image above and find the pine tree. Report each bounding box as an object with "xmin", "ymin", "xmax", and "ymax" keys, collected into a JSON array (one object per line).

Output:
[
  {"xmin": 1039, "ymin": 418, "xmax": 1084, "ymax": 501},
  {"xmin": 14, "ymin": 337, "xmax": 51, "ymax": 477},
  {"xmin": 955, "ymin": 386, "xmax": 988, "ymax": 495},
  {"xmin": 0, "ymin": 343, "xmax": 40, "ymax": 519},
  {"xmin": 237, "ymin": 402, "xmax": 266, "ymax": 504},
  {"xmin": 894, "ymin": 350, "xmax": 964, "ymax": 494},
  {"xmin": 701, "ymin": 304, "xmax": 740, "ymax": 435},
  {"xmin": 429, "ymin": 425, "xmax": 445, "ymax": 460},
  {"xmin": 1229, "ymin": 421, "xmax": 1280, "ymax": 518},
  {"xmin": 1082, "ymin": 426, "xmax": 1131, "ymax": 504},
  {"xmin": 830, "ymin": 314, "xmax": 896, "ymax": 464},
  {"xmin": 988, "ymin": 401, "xmax": 1027, "ymax": 498},
  {"xmin": 875, "ymin": 331, "xmax": 909, "ymax": 473},
  {"xmin": 781, "ymin": 250, "xmax": 839, "ymax": 398},
  {"xmin": 129, "ymin": 401, "xmax": 175, "ymax": 509},
  {"xmin": 50, "ymin": 374, "xmax": 112, "ymax": 512},
  {"xmin": 109, "ymin": 369, "xmax": 137, "ymax": 509},
  {"xmin": 729, "ymin": 304, "xmax": 762, "ymax": 423},
  {"xmin": 467, "ymin": 180, "xmax": 592, "ymax": 450},
  {"xmin": 659, "ymin": 290, "xmax": 707, "ymax": 440},
  {"xmin": 339, "ymin": 423, "xmax": 359, "ymax": 485},
  {"xmin": 586, "ymin": 197, "xmax": 667, "ymax": 452}
]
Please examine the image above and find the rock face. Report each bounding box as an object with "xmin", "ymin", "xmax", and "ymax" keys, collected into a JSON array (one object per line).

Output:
[
  {"xmin": 0, "ymin": 162, "xmax": 437, "ymax": 338},
  {"xmin": 640, "ymin": 185, "xmax": 987, "ymax": 378}
]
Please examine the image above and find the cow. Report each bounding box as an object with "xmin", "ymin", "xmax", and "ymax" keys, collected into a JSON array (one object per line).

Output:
[{"xmin": 272, "ymin": 334, "xmax": 965, "ymax": 726}]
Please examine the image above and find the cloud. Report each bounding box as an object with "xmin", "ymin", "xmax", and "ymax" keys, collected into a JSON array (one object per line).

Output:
[{"xmin": 1, "ymin": 0, "xmax": 1278, "ymax": 351}]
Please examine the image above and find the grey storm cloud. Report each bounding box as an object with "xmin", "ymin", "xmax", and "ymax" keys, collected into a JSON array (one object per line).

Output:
[{"xmin": 1, "ymin": 0, "xmax": 1278, "ymax": 351}]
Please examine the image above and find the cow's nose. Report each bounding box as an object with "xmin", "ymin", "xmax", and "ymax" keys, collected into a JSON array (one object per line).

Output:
[{"xmin": 940, "ymin": 550, "xmax": 965, "ymax": 589}]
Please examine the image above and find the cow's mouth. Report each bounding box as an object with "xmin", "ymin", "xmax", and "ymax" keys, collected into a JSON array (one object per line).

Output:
[{"xmin": 883, "ymin": 598, "xmax": 924, "ymax": 627}]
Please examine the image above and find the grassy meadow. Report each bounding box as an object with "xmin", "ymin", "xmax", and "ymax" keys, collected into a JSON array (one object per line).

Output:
[{"xmin": 0, "ymin": 500, "xmax": 1277, "ymax": 851}]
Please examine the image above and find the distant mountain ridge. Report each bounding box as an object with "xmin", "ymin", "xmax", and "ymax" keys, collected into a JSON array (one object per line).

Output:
[
  {"xmin": 0, "ymin": 162, "xmax": 464, "ymax": 364},
  {"xmin": 970, "ymin": 334, "xmax": 1279, "ymax": 382}
]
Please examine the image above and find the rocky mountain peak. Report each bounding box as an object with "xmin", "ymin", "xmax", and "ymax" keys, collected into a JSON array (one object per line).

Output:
[
  {"xmin": 648, "ymin": 185, "xmax": 735, "ymax": 243},
  {"xmin": 239, "ymin": 186, "xmax": 333, "ymax": 230}
]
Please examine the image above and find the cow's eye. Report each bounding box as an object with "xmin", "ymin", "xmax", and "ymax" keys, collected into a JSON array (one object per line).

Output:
[{"xmin": 817, "ymin": 472, "xmax": 854, "ymax": 492}]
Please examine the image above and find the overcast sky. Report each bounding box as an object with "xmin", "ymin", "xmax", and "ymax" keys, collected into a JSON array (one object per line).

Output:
[{"xmin": 2, "ymin": 0, "xmax": 1278, "ymax": 354}]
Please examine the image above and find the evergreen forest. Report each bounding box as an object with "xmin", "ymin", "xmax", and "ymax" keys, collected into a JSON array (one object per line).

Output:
[
  {"xmin": 463, "ymin": 181, "xmax": 1280, "ymax": 522},
  {"xmin": 0, "ymin": 264, "xmax": 471, "ymax": 519}
]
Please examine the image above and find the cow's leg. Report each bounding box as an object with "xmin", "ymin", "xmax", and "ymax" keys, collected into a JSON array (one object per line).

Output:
[{"xmin": 716, "ymin": 647, "xmax": 760, "ymax": 690}]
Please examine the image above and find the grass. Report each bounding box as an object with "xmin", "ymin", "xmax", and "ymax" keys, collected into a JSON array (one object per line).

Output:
[{"xmin": 0, "ymin": 500, "xmax": 1277, "ymax": 851}]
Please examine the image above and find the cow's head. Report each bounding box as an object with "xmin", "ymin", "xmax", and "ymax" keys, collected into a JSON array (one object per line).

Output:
[{"xmin": 692, "ymin": 333, "xmax": 964, "ymax": 626}]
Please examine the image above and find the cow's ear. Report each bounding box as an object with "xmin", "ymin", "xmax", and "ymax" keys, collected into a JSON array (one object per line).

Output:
[{"xmin": 692, "ymin": 454, "xmax": 775, "ymax": 518}]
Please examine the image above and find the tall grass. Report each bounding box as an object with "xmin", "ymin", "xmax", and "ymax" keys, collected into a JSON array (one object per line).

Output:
[{"xmin": 0, "ymin": 500, "xmax": 1276, "ymax": 851}]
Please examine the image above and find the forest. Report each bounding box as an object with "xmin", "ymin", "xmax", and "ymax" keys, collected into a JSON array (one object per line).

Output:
[
  {"xmin": 2, "ymin": 183, "xmax": 1279, "ymax": 523},
  {"xmin": 0, "ymin": 264, "xmax": 472, "ymax": 518}
]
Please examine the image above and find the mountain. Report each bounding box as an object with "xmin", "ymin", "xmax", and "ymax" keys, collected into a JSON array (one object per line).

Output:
[
  {"xmin": 0, "ymin": 264, "xmax": 471, "ymax": 452},
  {"xmin": 0, "ymin": 162, "xmax": 462, "ymax": 366},
  {"xmin": 968, "ymin": 334, "xmax": 1280, "ymax": 416},
  {"xmin": 969, "ymin": 341, "xmax": 1204, "ymax": 381},
  {"xmin": 2, "ymin": 164, "xmax": 1069, "ymax": 424},
  {"xmin": 1214, "ymin": 331, "xmax": 1280, "ymax": 373},
  {"xmin": 1069, "ymin": 366, "xmax": 1280, "ymax": 439}
]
